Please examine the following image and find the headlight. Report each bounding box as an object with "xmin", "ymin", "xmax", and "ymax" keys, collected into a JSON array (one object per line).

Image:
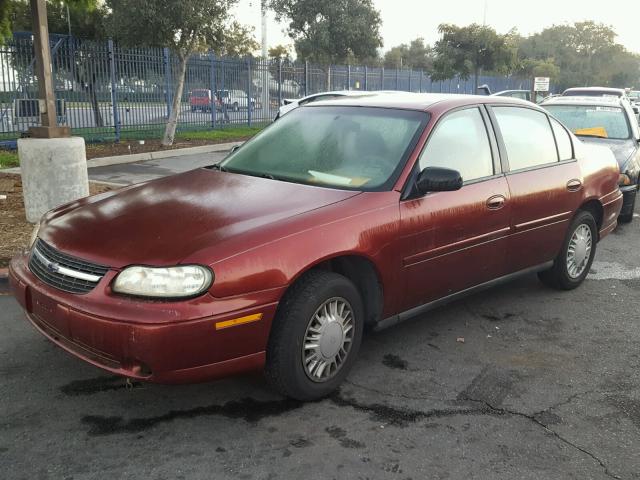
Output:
[
  {"xmin": 619, "ymin": 174, "xmax": 632, "ymax": 186},
  {"xmin": 113, "ymin": 265, "xmax": 213, "ymax": 298}
]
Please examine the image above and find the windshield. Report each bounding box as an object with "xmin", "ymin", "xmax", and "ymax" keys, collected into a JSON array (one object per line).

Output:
[
  {"xmin": 563, "ymin": 90, "xmax": 622, "ymax": 98},
  {"xmin": 220, "ymin": 106, "xmax": 428, "ymax": 191},
  {"xmin": 544, "ymin": 105, "xmax": 631, "ymax": 140}
]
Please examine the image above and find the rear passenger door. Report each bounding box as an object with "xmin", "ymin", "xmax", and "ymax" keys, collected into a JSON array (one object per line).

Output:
[{"xmin": 488, "ymin": 106, "xmax": 583, "ymax": 272}]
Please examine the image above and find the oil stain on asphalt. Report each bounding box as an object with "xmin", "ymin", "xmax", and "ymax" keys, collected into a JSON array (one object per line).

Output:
[
  {"xmin": 61, "ymin": 376, "xmax": 141, "ymax": 396},
  {"xmin": 81, "ymin": 397, "xmax": 303, "ymax": 436},
  {"xmin": 382, "ymin": 353, "xmax": 408, "ymax": 370}
]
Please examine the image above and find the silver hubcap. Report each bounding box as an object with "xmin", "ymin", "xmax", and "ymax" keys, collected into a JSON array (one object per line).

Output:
[
  {"xmin": 303, "ymin": 297, "xmax": 354, "ymax": 383},
  {"xmin": 566, "ymin": 224, "xmax": 592, "ymax": 278}
]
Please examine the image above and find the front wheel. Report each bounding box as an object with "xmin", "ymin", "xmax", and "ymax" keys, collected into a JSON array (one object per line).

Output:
[
  {"xmin": 538, "ymin": 210, "xmax": 597, "ymax": 290},
  {"xmin": 232, "ymin": 102, "xmax": 239, "ymax": 112},
  {"xmin": 265, "ymin": 270, "xmax": 364, "ymax": 401}
]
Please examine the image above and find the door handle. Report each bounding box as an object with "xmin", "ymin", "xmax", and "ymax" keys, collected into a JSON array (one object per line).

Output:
[
  {"xmin": 486, "ymin": 194, "xmax": 506, "ymax": 210},
  {"xmin": 567, "ymin": 179, "xmax": 582, "ymax": 192}
]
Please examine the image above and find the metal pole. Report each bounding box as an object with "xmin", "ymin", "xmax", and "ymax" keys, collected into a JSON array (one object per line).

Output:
[
  {"xmin": 277, "ymin": 58, "xmax": 282, "ymax": 106},
  {"xmin": 419, "ymin": 71, "xmax": 423, "ymax": 93},
  {"xmin": 381, "ymin": 67, "xmax": 384, "ymax": 90},
  {"xmin": 304, "ymin": 61, "xmax": 308, "ymax": 96},
  {"xmin": 247, "ymin": 57, "xmax": 252, "ymax": 127},
  {"xmin": 347, "ymin": 64, "xmax": 351, "ymax": 90},
  {"xmin": 364, "ymin": 65, "xmax": 368, "ymax": 91},
  {"xmin": 108, "ymin": 39, "xmax": 120, "ymax": 142},
  {"xmin": 29, "ymin": 0, "xmax": 68, "ymax": 137},
  {"xmin": 408, "ymin": 70, "xmax": 412, "ymax": 92},
  {"xmin": 396, "ymin": 68, "xmax": 399, "ymax": 90},
  {"xmin": 210, "ymin": 51, "xmax": 216, "ymax": 129},
  {"xmin": 163, "ymin": 47, "xmax": 171, "ymax": 119}
]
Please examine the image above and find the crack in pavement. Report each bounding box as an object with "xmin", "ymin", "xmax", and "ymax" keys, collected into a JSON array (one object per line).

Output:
[
  {"xmin": 459, "ymin": 395, "xmax": 621, "ymax": 480},
  {"xmin": 342, "ymin": 381, "xmax": 620, "ymax": 479}
]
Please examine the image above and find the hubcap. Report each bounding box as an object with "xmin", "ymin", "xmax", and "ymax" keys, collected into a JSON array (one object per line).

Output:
[
  {"xmin": 303, "ymin": 297, "xmax": 354, "ymax": 383},
  {"xmin": 566, "ymin": 224, "xmax": 592, "ymax": 278}
]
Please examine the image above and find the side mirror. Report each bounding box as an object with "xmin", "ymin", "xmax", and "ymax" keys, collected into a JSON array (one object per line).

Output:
[{"xmin": 416, "ymin": 167, "xmax": 463, "ymax": 195}]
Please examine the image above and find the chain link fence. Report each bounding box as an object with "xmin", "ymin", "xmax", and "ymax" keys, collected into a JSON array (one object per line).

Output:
[{"xmin": 0, "ymin": 36, "xmax": 534, "ymax": 143}]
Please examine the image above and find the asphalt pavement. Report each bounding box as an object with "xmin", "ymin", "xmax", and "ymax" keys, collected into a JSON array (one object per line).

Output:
[{"xmin": 1, "ymin": 210, "xmax": 640, "ymax": 479}]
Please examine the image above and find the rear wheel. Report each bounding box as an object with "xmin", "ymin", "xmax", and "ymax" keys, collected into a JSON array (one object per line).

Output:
[
  {"xmin": 233, "ymin": 102, "xmax": 239, "ymax": 112},
  {"xmin": 538, "ymin": 210, "xmax": 597, "ymax": 290},
  {"xmin": 265, "ymin": 270, "xmax": 364, "ymax": 401}
]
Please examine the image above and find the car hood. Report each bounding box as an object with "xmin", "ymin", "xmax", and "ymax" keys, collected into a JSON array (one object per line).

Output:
[
  {"xmin": 40, "ymin": 168, "xmax": 360, "ymax": 268},
  {"xmin": 577, "ymin": 137, "xmax": 637, "ymax": 170}
]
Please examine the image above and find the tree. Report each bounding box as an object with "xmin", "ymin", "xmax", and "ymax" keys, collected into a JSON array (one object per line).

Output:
[
  {"xmin": 516, "ymin": 22, "xmax": 640, "ymax": 90},
  {"xmin": 384, "ymin": 38, "xmax": 433, "ymax": 70},
  {"xmin": 106, "ymin": 0, "xmax": 243, "ymax": 146},
  {"xmin": 268, "ymin": 44, "xmax": 291, "ymax": 62},
  {"xmin": 432, "ymin": 23, "xmax": 516, "ymax": 89},
  {"xmin": 269, "ymin": 0, "xmax": 382, "ymax": 64},
  {"xmin": 8, "ymin": 0, "xmax": 108, "ymax": 126}
]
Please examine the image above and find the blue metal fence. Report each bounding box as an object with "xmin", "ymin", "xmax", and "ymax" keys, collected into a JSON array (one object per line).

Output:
[{"xmin": 0, "ymin": 36, "xmax": 535, "ymax": 142}]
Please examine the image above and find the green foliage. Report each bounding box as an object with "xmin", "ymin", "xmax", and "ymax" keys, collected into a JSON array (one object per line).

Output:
[
  {"xmin": 0, "ymin": 150, "xmax": 19, "ymax": 169},
  {"xmin": 106, "ymin": 0, "xmax": 239, "ymax": 58},
  {"xmin": 384, "ymin": 38, "xmax": 433, "ymax": 70},
  {"xmin": 176, "ymin": 125, "xmax": 266, "ymax": 142},
  {"xmin": 4, "ymin": 0, "xmax": 104, "ymax": 40},
  {"xmin": 432, "ymin": 23, "xmax": 516, "ymax": 86},
  {"xmin": 269, "ymin": 0, "xmax": 382, "ymax": 64},
  {"xmin": 517, "ymin": 21, "xmax": 640, "ymax": 90},
  {"xmin": 268, "ymin": 44, "xmax": 291, "ymax": 61}
]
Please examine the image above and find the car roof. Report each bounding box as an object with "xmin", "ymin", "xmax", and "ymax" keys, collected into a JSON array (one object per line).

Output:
[
  {"xmin": 541, "ymin": 95, "xmax": 626, "ymax": 107},
  {"xmin": 308, "ymin": 91, "xmax": 535, "ymax": 111},
  {"xmin": 562, "ymin": 86, "xmax": 626, "ymax": 96}
]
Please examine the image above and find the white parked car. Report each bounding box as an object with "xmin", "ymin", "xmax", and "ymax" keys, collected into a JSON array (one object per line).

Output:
[
  {"xmin": 216, "ymin": 89, "xmax": 255, "ymax": 111},
  {"xmin": 276, "ymin": 90, "xmax": 388, "ymax": 119}
]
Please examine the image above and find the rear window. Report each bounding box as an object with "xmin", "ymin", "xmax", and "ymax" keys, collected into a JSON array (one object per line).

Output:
[
  {"xmin": 544, "ymin": 105, "xmax": 631, "ymax": 140},
  {"xmin": 563, "ymin": 90, "xmax": 622, "ymax": 98},
  {"xmin": 191, "ymin": 90, "xmax": 209, "ymax": 98}
]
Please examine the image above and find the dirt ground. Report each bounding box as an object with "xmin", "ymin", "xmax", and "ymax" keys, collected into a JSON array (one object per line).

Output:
[{"xmin": 0, "ymin": 173, "xmax": 113, "ymax": 267}]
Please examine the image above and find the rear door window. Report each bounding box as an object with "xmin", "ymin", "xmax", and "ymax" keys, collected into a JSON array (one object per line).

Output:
[{"xmin": 493, "ymin": 107, "xmax": 558, "ymax": 170}]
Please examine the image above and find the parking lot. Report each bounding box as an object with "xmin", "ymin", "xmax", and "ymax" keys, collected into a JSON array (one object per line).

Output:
[{"xmin": 0, "ymin": 202, "xmax": 637, "ymax": 479}]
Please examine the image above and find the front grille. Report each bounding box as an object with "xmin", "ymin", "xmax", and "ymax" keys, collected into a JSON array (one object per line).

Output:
[{"xmin": 28, "ymin": 239, "xmax": 109, "ymax": 294}]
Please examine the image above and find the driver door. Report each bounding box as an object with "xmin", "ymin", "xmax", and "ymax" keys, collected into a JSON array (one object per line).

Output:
[{"xmin": 398, "ymin": 106, "xmax": 512, "ymax": 311}]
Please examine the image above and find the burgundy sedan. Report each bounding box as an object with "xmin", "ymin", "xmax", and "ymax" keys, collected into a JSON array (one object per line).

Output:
[{"xmin": 10, "ymin": 93, "xmax": 623, "ymax": 401}]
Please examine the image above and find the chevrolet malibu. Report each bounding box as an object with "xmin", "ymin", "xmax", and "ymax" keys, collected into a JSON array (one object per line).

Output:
[{"xmin": 10, "ymin": 93, "xmax": 623, "ymax": 401}]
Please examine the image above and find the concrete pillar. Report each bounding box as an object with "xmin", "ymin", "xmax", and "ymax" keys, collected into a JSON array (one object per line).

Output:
[{"xmin": 18, "ymin": 137, "xmax": 89, "ymax": 223}]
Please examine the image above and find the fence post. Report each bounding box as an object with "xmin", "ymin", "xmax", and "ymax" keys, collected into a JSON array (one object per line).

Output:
[
  {"xmin": 304, "ymin": 61, "xmax": 309, "ymax": 96},
  {"xmin": 326, "ymin": 65, "xmax": 331, "ymax": 90},
  {"xmin": 247, "ymin": 57, "xmax": 252, "ymax": 127},
  {"xmin": 364, "ymin": 65, "xmax": 368, "ymax": 91},
  {"xmin": 396, "ymin": 68, "xmax": 399, "ymax": 90},
  {"xmin": 419, "ymin": 71, "xmax": 423, "ymax": 93},
  {"xmin": 380, "ymin": 67, "xmax": 384, "ymax": 90},
  {"xmin": 408, "ymin": 69, "xmax": 412, "ymax": 92},
  {"xmin": 347, "ymin": 64, "xmax": 351, "ymax": 90},
  {"xmin": 107, "ymin": 39, "xmax": 120, "ymax": 142},
  {"xmin": 163, "ymin": 47, "xmax": 171, "ymax": 119},
  {"xmin": 278, "ymin": 58, "xmax": 283, "ymax": 106},
  {"xmin": 210, "ymin": 51, "xmax": 216, "ymax": 129}
]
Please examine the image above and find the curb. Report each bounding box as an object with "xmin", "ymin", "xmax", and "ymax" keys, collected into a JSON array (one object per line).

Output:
[
  {"xmin": 1, "ymin": 141, "xmax": 242, "ymax": 174},
  {"xmin": 87, "ymin": 141, "xmax": 242, "ymax": 168}
]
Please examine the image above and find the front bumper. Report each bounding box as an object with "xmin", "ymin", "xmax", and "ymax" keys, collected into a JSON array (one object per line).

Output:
[{"xmin": 9, "ymin": 253, "xmax": 283, "ymax": 383}]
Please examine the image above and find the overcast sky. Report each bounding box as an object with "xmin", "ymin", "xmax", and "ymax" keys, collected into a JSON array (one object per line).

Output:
[{"xmin": 232, "ymin": 0, "xmax": 640, "ymax": 55}]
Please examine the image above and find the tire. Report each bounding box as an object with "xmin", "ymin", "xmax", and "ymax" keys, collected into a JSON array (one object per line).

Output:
[
  {"xmin": 538, "ymin": 210, "xmax": 597, "ymax": 290},
  {"xmin": 233, "ymin": 102, "xmax": 239, "ymax": 112},
  {"xmin": 618, "ymin": 190, "xmax": 636, "ymax": 224},
  {"xmin": 265, "ymin": 270, "xmax": 364, "ymax": 401}
]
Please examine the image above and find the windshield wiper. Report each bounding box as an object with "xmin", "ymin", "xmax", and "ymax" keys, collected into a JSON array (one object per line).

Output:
[{"xmin": 207, "ymin": 163, "xmax": 228, "ymax": 171}]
